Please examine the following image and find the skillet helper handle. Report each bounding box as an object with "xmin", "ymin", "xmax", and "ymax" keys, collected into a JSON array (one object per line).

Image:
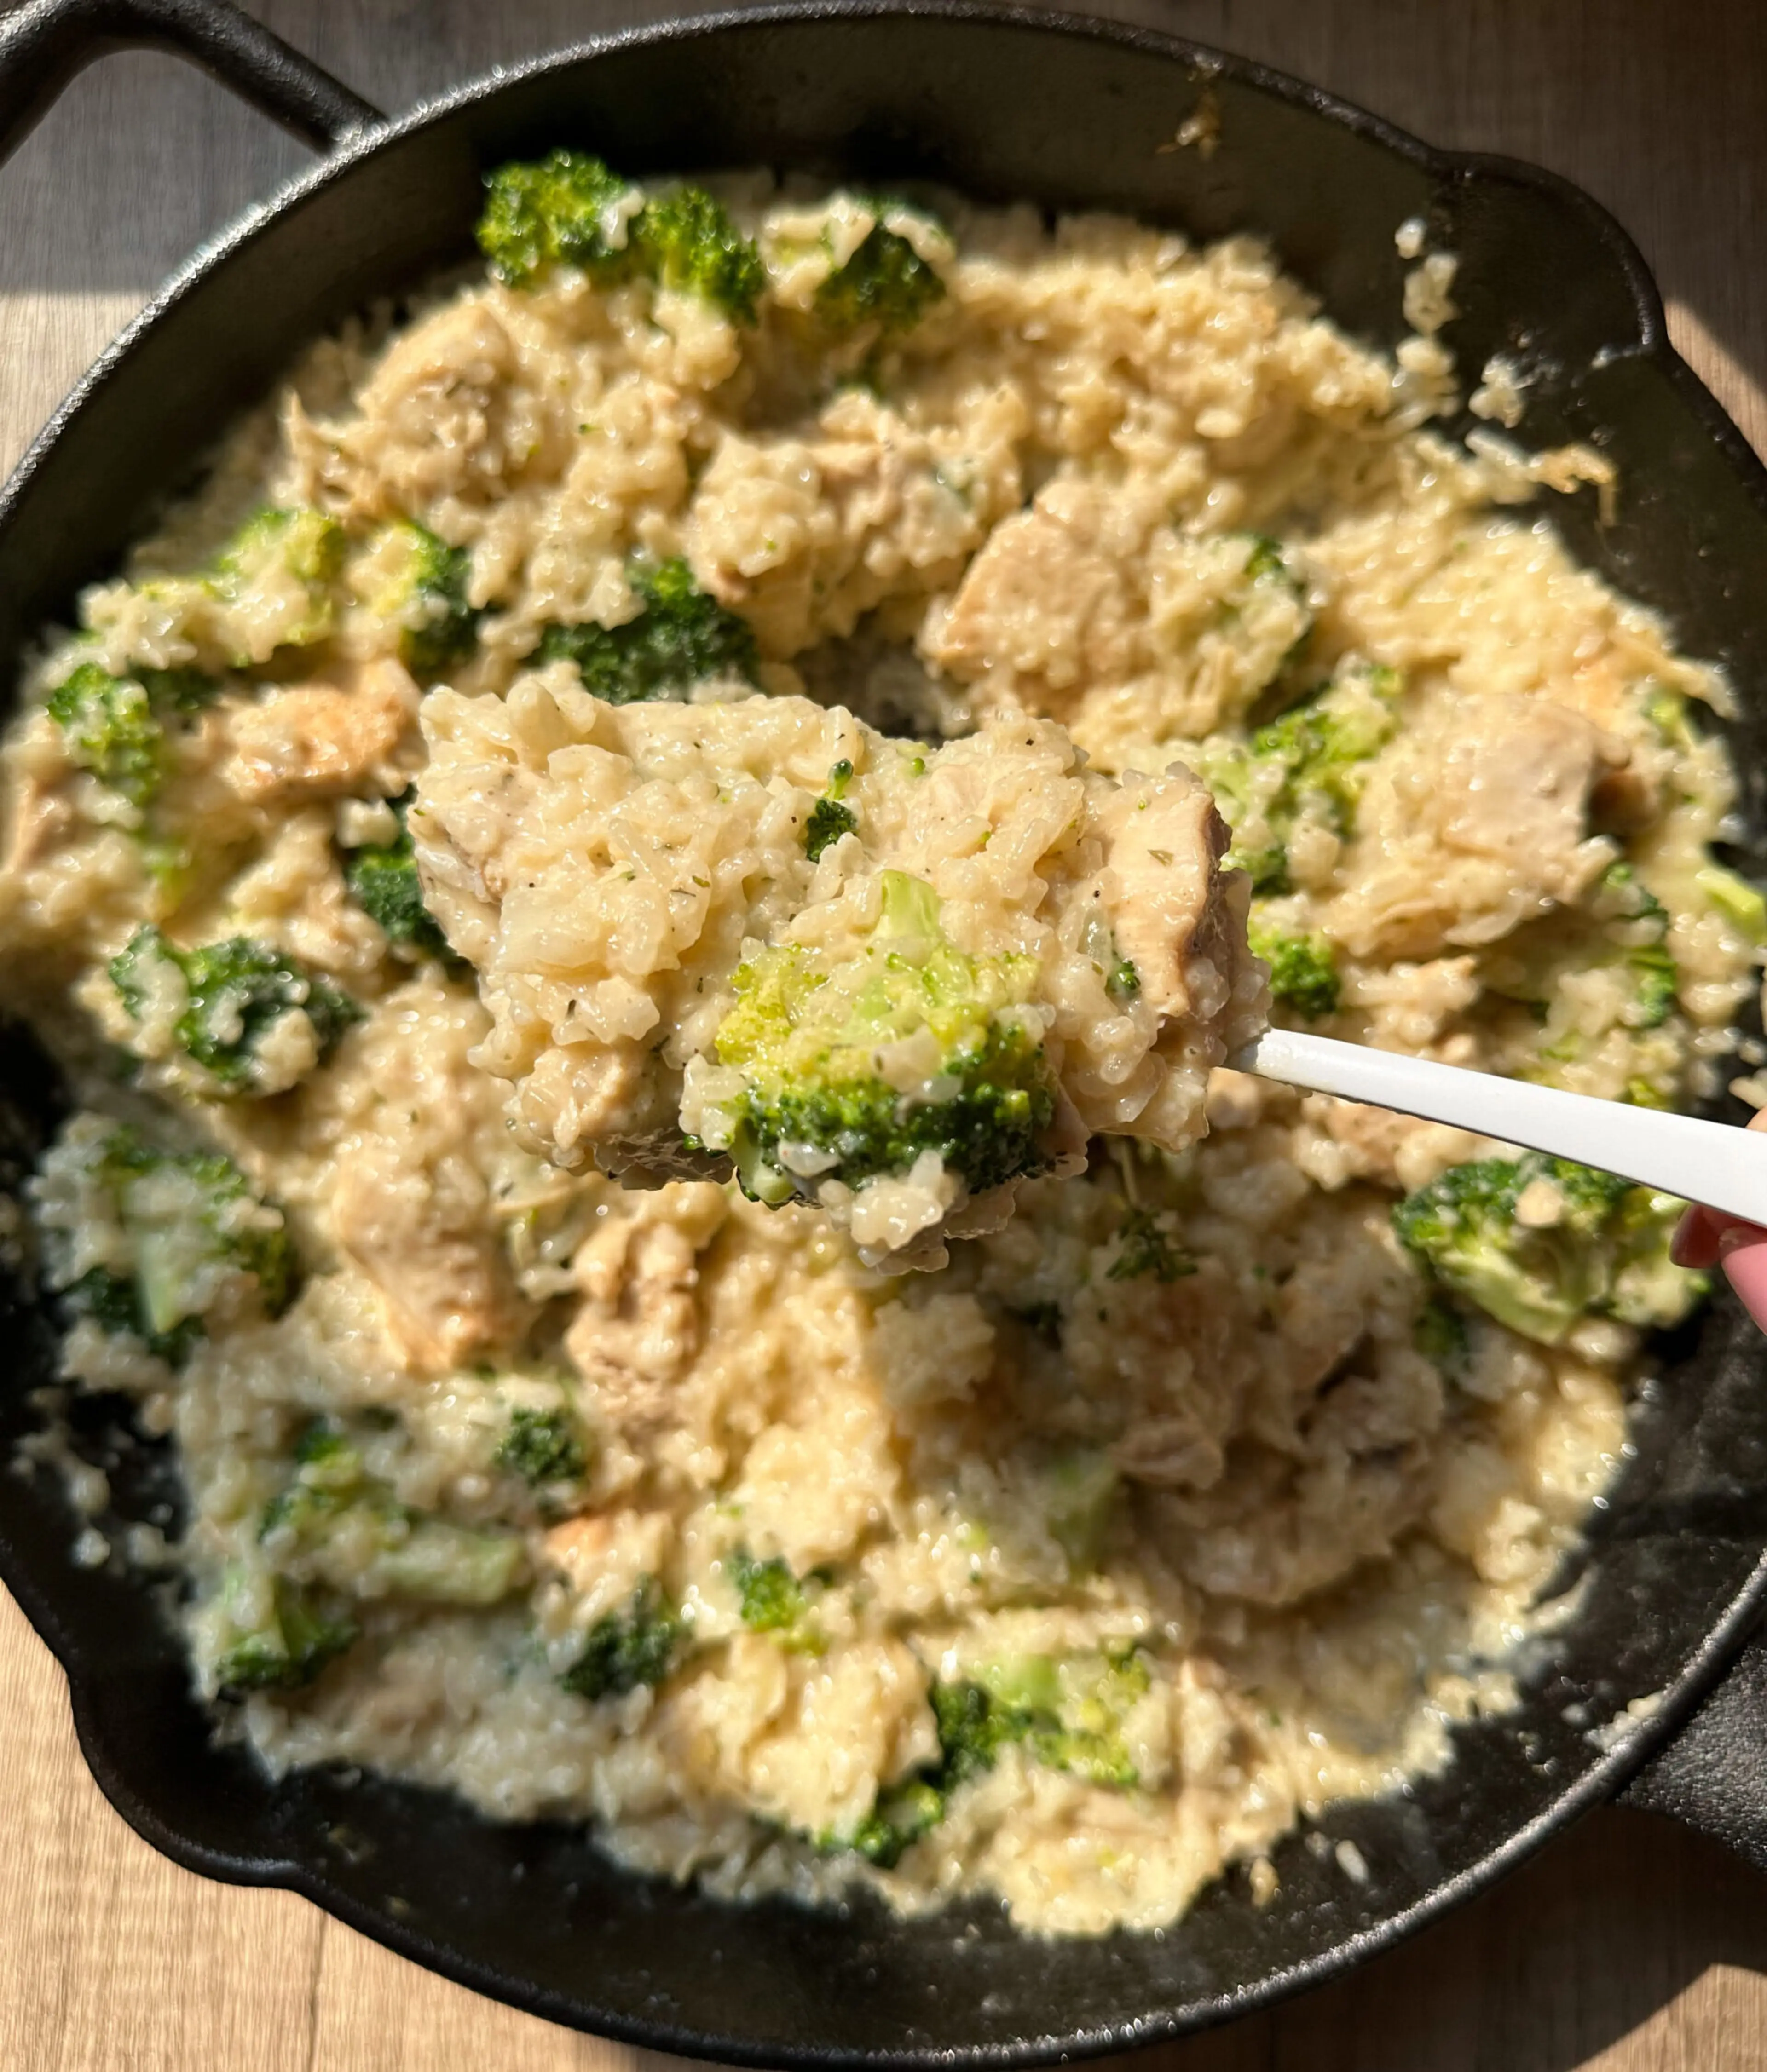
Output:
[
  {"xmin": 0, "ymin": 0, "xmax": 381, "ymax": 168},
  {"xmin": 1622, "ymin": 1625, "xmax": 1767, "ymax": 1872}
]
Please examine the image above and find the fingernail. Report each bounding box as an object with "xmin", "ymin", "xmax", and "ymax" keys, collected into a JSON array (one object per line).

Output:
[{"xmin": 1670, "ymin": 1210, "xmax": 1702, "ymax": 1268}]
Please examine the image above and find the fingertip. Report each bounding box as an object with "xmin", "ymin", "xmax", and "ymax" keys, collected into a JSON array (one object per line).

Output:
[{"xmin": 1719, "ymin": 1222, "xmax": 1767, "ymax": 1323}]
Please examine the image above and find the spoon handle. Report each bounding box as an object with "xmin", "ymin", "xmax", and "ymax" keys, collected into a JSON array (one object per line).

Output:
[{"xmin": 1233, "ymin": 1028, "xmax": 1767, "ymax": 1226}]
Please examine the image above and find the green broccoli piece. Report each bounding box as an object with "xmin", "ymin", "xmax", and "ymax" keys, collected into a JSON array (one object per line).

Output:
[
  {"xmin": 711, "ymin": 872, "xmax": 1057, "ymax": 1210},
  {"xmin": 1207, "ymin": 662, "xmax": 1401, "ymax": 894},
  {"xmin": 833, "ymin": 1647, "xmax": 1150, "ymax": 1867},
  {"xmin": 46, "ymin": 659, "xmax": 222, "ymax": 810},
  {"xmin": 110, "ymin": 925, "xmax": 362, "ymax": 1094},
  {"xmin": 635, "ymin": 184, "xmax": 766, "ymax": 323},
  {"xmin": 804, "ymin": 759, "xmax": 858, "ymax": 862},
  {"xmin": 41, "ymin": 1126, "xmax": 297, "ymax": 1362},
  {"xmin": 1242, "ymin": 534, "xmax": 1303, "ymax": 590},
  {"xmin": 214, "ymin": 1571, "xmax": 358, "ymax": 1693},
  {"xmin": 496, "ymin": 1405, "xmax": 587, "ymax": 1487},
  {"xmin": 1697, "ymin": 863, "xmax": 1767, "ymax": 945},
  {"xmin": 1019, "ymin": 1650, "xmax": 1149, "ymax": 1789},
  {"xmin": 343, "ymin": 790, "xmax": 459, "ymax": 965},
  {"xmin": 1643, "ymin": 685, "xmax": 1700, "ymax": 750},
  {"xmin": 1249, "ymin": 921, "xmax": 1341, "ymax": 1019},
  {"xmin": 1597, "ymin": 862, "xmax": 1679, "ymax": 1029},
  {"xmin": 728, "ymin": 1546, "xmax": 823, "ymax": 1650},
  {"xmin": 477, "ymin": 149, "xmax": 640, "ymax": 287},
  {"xmin": 209, "ymin": 507, "xmax": 344, "ymax": 649},
  {"xmin": 478, "ymin": 153, "xmax": 763, "ymax": 322},
  {"xmin": 814, "ymin": 219, "xmax": 947, "ymax": 336},
  {"xmin": 930, "ymin": 1676, "xmax": 1033, "ymax": 1786},
  {"xmin": 1607, "ymin": 1188, "xmax": 1711, "ymax": 1329},
  {"xmin": 1105, "ymin": 1204, "xmax": 1195, "ymax": 1283},
  {"xmin": 48, "ymin": 663, "xmax": 158, "ymax": 805},
  {"xmin": 60, "ymin": 1264, "xmax": 205, "ymax": 1367},
  {"xmin": 1105, "ymin": 957, "xmax": 1141, "ymax": 1006},
  {"xmin": 535, "ymin": 556, "xmax": 759, "ymax": 704},
  {"xmin": 260, "ymin": 1423, "xmax": 527, "ymax": 1606},
  {"xmin": 1393, "ymin": 1151, "xmax": 1707, "ymax": 1344},
  {"xmin": 560, "ymin": 1577, "xmax": 682, "ymax": 1700},
  {"xmin": 360, "ymin": 520, "xmax": 479, "ymax": 680},
  {"xmin": 846, "ymin": 1778, "xmax": 947, "ymax": 1868}
]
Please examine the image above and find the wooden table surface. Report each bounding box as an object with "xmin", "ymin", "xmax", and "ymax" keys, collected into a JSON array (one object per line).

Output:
[{"xmin": 3, "ymin": 0, "xmax": 1767, "ymax": 2064}]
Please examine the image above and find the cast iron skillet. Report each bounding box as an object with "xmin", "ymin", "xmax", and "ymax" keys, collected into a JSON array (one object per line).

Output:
[{"xmin": 2, "ymin": 0, "xmax": 1767, "ymax": 2059}]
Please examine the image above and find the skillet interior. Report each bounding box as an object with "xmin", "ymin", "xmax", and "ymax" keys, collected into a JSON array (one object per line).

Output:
[{"xmin": 2, "ymin": 7, "xmax": 1767, "ymax": 2060}]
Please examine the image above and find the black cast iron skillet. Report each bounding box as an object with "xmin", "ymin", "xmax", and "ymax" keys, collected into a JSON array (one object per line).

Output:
[{"xmin": 3, "ymin": 0, "xmax": 1767, "ymax": 2059}]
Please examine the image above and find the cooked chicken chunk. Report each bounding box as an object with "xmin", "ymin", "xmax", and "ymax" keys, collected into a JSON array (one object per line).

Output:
[
  {"xmin": 925, "ymin": 478, "xmax": 1314, "ymax": 743},
  {"xmin": 1329, "ymin": 690, "xmax": 1627, "ymax": 959},
  {"xmin": 220, "ymin": 656, "xmax": 419, "ymax": 804}
]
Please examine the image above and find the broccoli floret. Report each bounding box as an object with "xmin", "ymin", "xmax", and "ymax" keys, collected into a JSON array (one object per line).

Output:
[
  {"xmin": 636, "ymin": 184, "xmax": 766, "ymax": 323},
  {"xmin": 535, "ymin": 556, "xmax": 759, "ymax": 704},
  {"xmin": 209, "ymin": 506, "xmax": 344, "ymax": 650},
  {"xmin": 48, "ymin": 663, "xmax": 157, "ymax": 804},
  {"xmin": 1249, "ymin": 921, "xmax": 1341, "ymax": 1019},
  {"xmin": 39, "ymin": 1123, "xmax": 297, "ymax": 1359},
  {"xmin": 1393, "ymin": 1151, "xmax": 1707, "ymax": 1344},
  {"xmin": 804, "ymin": 758, "xmax": 857, "ymax": 861},
  {"xmin": 814, "ymin": 219, "xmax": 947, "ymax": 336},
  {"xmin": 833, "ymin": 1647, "xmax": 1150, "ymax": 1866},
  {"xmin": 477, "ymin": 149, "xmax": 640, "ymax": 286},
  {"xmin": 358, "ymin": 520, "xmax": 479, "ymax": 680},
  {"xmin": 46, "ymin": 659, "xmax": 222, "ymax": 810},
  {"xmin": 1608, "ymin": 1188, "xmax": 1710, "ymax": 1329},
  {"xmin": 846, "ymin": 1778, "xmax": 947, "ymax": 1868},
  {"xmin": 343, "ymin": 790, "xmax": 459, "ymax": 966},
  {"xmin": 110, "ymin": 925, "xmax": 362, "ymax": 1095},
  {"xmin": 478, "ymin": 152, "xmax": 763, "ymax": 321},
  {"xmin": 213, "ymin": 1571, "xmax": 358, "ymax": 1693},
  {"xmin": 1597, "ymin": 862, "xmax": 1679, "ymax": 1029},
  {"xmin": 1105, "ymin": 1204, "xmax": 1195, "ymax": 1283},
  {"xmin": 711, "ymin": 872, "xmax": 1057, "ymax": 1210},
  {"xmin": 930, "ymin": 1676, "xmax": 1033, "ymax": 1786},
  {"xmin": 728, "ymin": 1546, "xmax": 823, "ymax": 1650},
  {"xmin": 260, "ymin": 1424, "xmax": 527, "ymax": 1606},
  {"xmin": 1206, "ymin": 662, "xmax": 1401, "ymax": 893},
  {"xmin": 61, "ymin": 1264, "xmax": 204, "ymax": 1367},
  {"xmin": 496, "ymin": 1405, "xmax": 587, "ymax": 1487},
  {"xmin": 560, "ymin": 1577, "xmax": 682, "ymax": 1700}
]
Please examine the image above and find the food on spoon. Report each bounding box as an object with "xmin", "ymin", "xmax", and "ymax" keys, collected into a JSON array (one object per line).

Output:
[{"xmin": 410, "ymin": 684, "xmax": 1265, "ymax": 1266}]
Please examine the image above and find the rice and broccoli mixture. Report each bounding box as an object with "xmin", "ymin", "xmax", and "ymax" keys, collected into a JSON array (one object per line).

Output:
[
  {"xmin": 0, "ymin": 155, "xmax": 1760, "ymax": 1934},
  {"xmin": 413, "ymin": 689, "xmax": 1260, "ymax": 1267}
]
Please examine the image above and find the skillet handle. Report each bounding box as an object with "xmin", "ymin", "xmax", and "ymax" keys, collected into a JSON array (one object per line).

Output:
[
  {"xmin": 0, "ymin": 0, "xmax": 382, "ymax": 168},
  {"xmin": 1622, "ymin": 1626, "xmax": 1767, "ymax": 1873}
]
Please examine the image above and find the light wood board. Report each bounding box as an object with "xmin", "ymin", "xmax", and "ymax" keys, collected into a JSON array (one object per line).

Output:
[{"xmin": 2, "ymin": 1, "xmax": 1766, "ymax": 2063}]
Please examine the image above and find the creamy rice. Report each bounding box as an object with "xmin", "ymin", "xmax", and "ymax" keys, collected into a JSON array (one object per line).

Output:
[{"xmin": 0, "ymin": 168, "xmax": 1757, "ymax": 1936}]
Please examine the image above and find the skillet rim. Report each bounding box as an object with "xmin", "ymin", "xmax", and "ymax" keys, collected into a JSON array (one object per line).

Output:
[{"xmin": 3, "ymin": 3, "xmax": 1767, "ymax": 2060}]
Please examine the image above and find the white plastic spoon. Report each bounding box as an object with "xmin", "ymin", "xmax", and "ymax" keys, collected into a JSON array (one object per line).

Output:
[{"xmin": 1232, "ymin": 1028, "xmax": 1767, "ymax": 1226}]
